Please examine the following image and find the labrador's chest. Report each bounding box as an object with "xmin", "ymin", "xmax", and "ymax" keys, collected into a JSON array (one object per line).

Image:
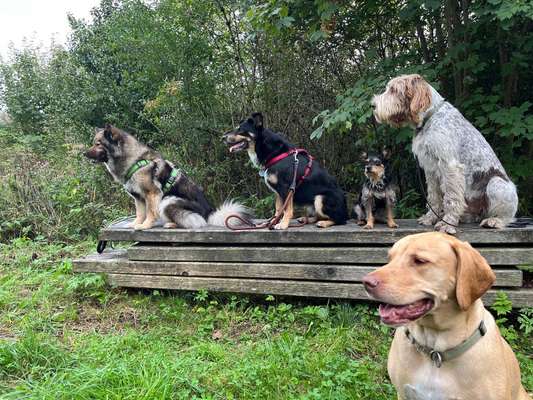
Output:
[{"xmin": 399, "ymin": 364, "xmax": 463, "ymax": 400}]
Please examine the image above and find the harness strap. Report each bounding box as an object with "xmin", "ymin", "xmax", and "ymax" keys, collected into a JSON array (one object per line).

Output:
[
  {"xmin": 404, "ymin": 320, "xmax": 487, "ymax": 368},
  {"xmin": 125, "ymin": 159, "xmax": 150, "ymax": 181},
  {"xmin": 265, "ymin": 148, "xmax": 311, "ymax": 169},
  {"xmin": 264, "ymin": 148, "xmax": 314, "ymax": 188},
  {"xmin": 163, "ymin": 168, "xmax": 181, "ymax": 194}
]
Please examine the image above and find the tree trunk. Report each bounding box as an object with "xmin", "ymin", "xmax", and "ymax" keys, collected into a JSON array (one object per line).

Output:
[
  {"xmin": 416, "ymin": 16, "xmax": 431, "ymax": 63},
  {"xmin": 444, "ymin": 0, "xmax": 463, "ymax": 100}
]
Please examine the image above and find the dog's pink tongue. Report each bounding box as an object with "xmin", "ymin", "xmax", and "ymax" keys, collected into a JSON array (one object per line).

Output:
[
  {"xmin": 229, "ymin": 142, "xmax": 245, "ymax": 153},
  {"xmin": 379, "ymin": 299, "xmax": 433, "ymax": 326}
]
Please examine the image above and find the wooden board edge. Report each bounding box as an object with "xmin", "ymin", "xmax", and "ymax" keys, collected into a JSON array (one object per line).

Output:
[
  {"xmin": 105, "ymin": 274, "xmax": 533, "ymax": 307},
  {"xmin": 98, "ymin": 229, "xmax": 533, "ymax": 245},
  {"xmin": 126, "ymin": 246, "xmax": 533, "ymax": 266},
  {"xmin": 73, "ymin": 256, "xmax": 523, "ymax": 287}
]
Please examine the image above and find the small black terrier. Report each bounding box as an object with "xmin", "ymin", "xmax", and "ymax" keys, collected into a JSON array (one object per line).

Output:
[{"xmin": 353, "ymin": 149, "xmax": 398, "ymax": 229}]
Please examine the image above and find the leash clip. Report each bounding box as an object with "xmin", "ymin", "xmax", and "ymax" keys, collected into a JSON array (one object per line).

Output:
[
  {"xmin": 430, "ymin": 350, "xmax": 443, "ymax": 368},
  {"xmin": 479, "ymin": 320, "xmax": 487, "ymax": 336}
]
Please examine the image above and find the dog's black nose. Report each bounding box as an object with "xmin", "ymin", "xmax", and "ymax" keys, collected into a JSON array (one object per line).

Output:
[{"xmin": 362, "ymin": 275, "xmax": 380, "ymax": 290}]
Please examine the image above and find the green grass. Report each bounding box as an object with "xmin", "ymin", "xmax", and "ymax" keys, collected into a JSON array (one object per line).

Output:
[{"xmin": 0, "ymin": 239, "xmax": 531, "ymax": 399}]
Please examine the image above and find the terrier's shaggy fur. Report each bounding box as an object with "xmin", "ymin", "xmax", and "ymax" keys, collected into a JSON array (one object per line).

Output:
[{"xmin": 372, "ymin": 74, "xmax": 517, "ymax": 234}]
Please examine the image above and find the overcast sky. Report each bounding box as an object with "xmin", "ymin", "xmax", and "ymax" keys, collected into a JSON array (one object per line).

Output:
[{"xmin": 0, "ymin": 0, "xmax": 100, "ymax": 59}]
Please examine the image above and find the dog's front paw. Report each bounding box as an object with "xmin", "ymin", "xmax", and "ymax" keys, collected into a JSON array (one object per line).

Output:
[
  {"xmin": 128, "ymin": 219, "xmax": 143, "ymax": 229},
  {"xmin": 134, "ymin": 222, "xmax": 154, "ymax": 230},
  {"xmin": 418, "ymin": 212, "xmax": 438, "ymax": 226},
  {"xmin": 387, "ymin": 220, "xmax": 399, "ymax": 229},
  {"xmin": 273, "ymin": 221, "xmax": 289, "ymax": 230},
  {"xmin": 316, "ymin": 220, "xmax": 335, "ymax": 228},
  {"xmin": 163, "ymin": 222, "xmax": 178, "ymax": 229},
  {"xmin": 480, "ymin": 217, "xmax": 504, "ymax": 229},
  {"xmin": 363, "ymin": 223, "xmax": 374, "ymax": 230},
  {"xmin": 434, "ymin": 220, "xmax": 457, "ymax": 235}
]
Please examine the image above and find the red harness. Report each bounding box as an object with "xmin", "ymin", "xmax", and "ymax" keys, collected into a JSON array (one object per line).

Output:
[
  {"xmin": 223, "ymin": 148, "xmax": 314, "ymax": 230},
  {"xmin": 264, "ymin": 148, "xmax": 314, "ymax": 188}
]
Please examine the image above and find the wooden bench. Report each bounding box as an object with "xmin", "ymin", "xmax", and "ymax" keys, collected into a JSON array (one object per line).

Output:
[{"xmin": 73, "ymin": 219, "xmax": 533, "ymax": 307}]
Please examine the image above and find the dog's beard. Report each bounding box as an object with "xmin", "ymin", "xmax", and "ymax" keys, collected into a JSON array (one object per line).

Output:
[{"xmin": 373, "ymin": 93, "xmax": 409, "ymax": 127}]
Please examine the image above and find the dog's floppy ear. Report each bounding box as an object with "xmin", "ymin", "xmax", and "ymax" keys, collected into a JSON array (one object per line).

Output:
[
  {"xmin": 452, "ymin": 240, "xmax": 495, "ymax": 310},
  {"xmin": 408, "ymin": 75, "xmax": 431, "ymax": 124},
  {"xmin": 251, "ymin": 112, "xmax": 264, "ymax": 130},
  {"xmin": 103, "ymin": 124, "xmax": 121, "ymax": 142},
  {"xmin": 382, "ymin": 148, "xmax": 391, "ymax": 160}
]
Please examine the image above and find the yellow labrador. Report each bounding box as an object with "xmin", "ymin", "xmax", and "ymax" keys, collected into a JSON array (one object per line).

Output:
[{"xmin": 363, "ymin": 232, "xmax": 530, "ymax": 400}]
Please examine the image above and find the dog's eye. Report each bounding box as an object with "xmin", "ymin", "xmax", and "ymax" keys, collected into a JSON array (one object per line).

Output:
[{"xmin": 414, "ymin": 257, "xmax": 428, "ymax": 266}]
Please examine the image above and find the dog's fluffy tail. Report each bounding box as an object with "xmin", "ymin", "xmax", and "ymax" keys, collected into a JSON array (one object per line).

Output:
[
  {"xmin": 159, "ymin": 196, "xmax": 208, "ymax": 229},
  {"xmin": 207, "ymin": 200, "xmax": 253, "ymax": 227}
]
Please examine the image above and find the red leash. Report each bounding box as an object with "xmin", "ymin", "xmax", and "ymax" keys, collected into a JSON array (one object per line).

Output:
[{"xmin": 225, "ymin": 149, "xmax": 313, "ymax": 231}]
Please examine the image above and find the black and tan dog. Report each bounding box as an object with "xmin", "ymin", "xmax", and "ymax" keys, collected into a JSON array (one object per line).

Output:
[
  {"xmin": 353, "ymin": 149, "xmax": 398, "ymax": 229},
  {"xmin": 85, "ymin": 124, "xmax": 250, "ymax": 230},
  {"xmin": 223, "ymin": 112, "xmax": 348, "ymax": 230}
]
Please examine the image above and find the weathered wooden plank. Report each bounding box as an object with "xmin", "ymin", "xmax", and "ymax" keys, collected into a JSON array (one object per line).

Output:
[
  {"xmin": 99, "ymin": 218, "xmax": 533, "ymax": 245},
  {"xmin": 105, "ymin": 274, "xmax": 533, "ymax": 307},
  {"xmin": 73, "ymin": 250, "xmax": 524, "ymax": 287},
  {"xmin": 127, "ymin": 245, "xmax": 533, "ymax": 266}
]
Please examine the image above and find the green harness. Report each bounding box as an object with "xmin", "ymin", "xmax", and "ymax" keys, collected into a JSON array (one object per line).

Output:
[
  {"xmin": 124, "ymin": 159, "xmax": 180, "ymax": 194},
  {"xmin": 163, "ymin": 168, "xmax": 180, "ymax": 193},
  {"xmin": 124, "ymin": 159, "xmax": 150, "ymax": 181}
]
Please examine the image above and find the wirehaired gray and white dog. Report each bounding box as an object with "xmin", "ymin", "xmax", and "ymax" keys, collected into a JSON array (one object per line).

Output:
[
  {"xmin": 372, "ymin": 74, "xmax": 518, "ymax": 234},
  {"xmin": 353, "ymin": 149, "xmax": 398, "ymax": 229},
  {"xmin": 85, "ymin": 124, "xmax": 250, "ymax": 230}
]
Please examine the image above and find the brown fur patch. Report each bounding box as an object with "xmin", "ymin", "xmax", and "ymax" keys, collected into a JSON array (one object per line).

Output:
[
  {"xmin": 365, "ymin": 165, "xmax": 385, "ymax": 182},
  {"xmin": 407, "ymin": 75, "xmax": 431, "ymax": 123},
  {"xmin": 466, "ymin": 168, "xmax": 509, "ymax": 215},
  {"xmin": 267, "ymin": 173, "xmax": 278, "ymax": 185}
]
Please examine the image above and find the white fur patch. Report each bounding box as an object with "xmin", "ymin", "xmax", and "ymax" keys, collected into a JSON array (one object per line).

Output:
[
  {"xmin": 247, "ymin": 148, "xmax": 261, "ymax": 169},
  {"xmin": 180, "ymin": 212, "xmax": 208, "ymax": 229},
  {"xmin": 158, "ymin": 196, "xmax": 177, "ymax": 220},
  {"xmin": 159, "ymin": 196, "xmax": 207, "ymax": 229}
]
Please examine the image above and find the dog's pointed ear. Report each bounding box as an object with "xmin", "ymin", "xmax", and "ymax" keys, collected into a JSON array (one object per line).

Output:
[
  {"xmin": 251, "ymin": 112, "xmax": 264, "ymax": 130},
  {"xmin": 452, "ymin": 240, "xmax": 495, "ymax": 310},
  {"xmin": 104, "ymin": 124, "xmax": 121, "ymax": 142},
  {"xmin": 360, "ymin": 152, "xmax": 368, "ymax": 162},
  {"xmin": 382, "ymin": 148, "xmax": 391, "ymax": 160},
  {"xmin": 408, "ymin": 75, "xmax": 431, "ymax": 124}
]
